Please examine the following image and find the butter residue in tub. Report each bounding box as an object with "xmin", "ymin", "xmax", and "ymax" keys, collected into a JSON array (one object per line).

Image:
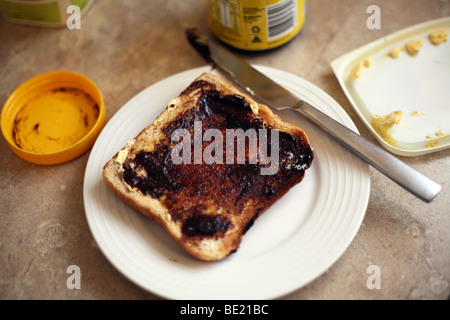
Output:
[
  {"xmin": 349, "ymin": 58, "xmax": 371, "ymax": 80},
  {"xmin": 426, "ymin": 140, "xmax": 439, "ymax": 148},
  {"xmin": 350, "ymin": 63, "xmax": 363, "ymax": 80},
  {"xmin": 388, "ymin": 47, "xmax": 403, "ymax": 58},
  {"xmin": 410, "ymin": 110, "xmax": 425, "ymax": 116},
  {"xmin": 371, "ymin": 111, "xmax": 403, "ymax": 145},
  {"xmin": 426, "ymin": 130, "xmax": 446, "ymax": 139},
  {"xmin": 363, "ymin": 58, "xmax": 371, "ymax": 67},
  {"xmin": 405, "ymin": 39, "xmax": 424, "ymax": 56},
  {"xmin": 425, "ymin": 130, "xmax": 446, "ymax": 148},
  {"xmin": 428, "ymin": 29, "xmax": 449, "ymax": 45},
  {"xmin": 436, "ymin": 129, "xmax": 446, "ymax": 137},
  {"xmin": 12, "ymin": 88, "xmax": 99, "ymax": 154}
]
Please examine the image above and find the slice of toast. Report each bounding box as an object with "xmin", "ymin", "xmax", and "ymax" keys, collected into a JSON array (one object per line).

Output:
[{"xmin": 103, "ymin": 73, "xmax": 314, "ymax": 261}]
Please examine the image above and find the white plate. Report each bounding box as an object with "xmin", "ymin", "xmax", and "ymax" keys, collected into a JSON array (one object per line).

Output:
[
  {"xmin": 331, "ymin": 17, "xmax": 450, "ymax": 157},
  {"xmin": 83, "ymin": 66, "xmax": 370, "ymax": 300}
]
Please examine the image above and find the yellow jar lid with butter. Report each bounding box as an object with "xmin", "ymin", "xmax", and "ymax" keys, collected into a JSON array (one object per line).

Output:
[{"xmin": 1, "ymin": 71, "xmax": 106, "ymax": 165}]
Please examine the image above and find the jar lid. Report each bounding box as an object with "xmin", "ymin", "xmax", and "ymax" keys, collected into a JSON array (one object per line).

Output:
[{"xmin": 1, "ymin": 71, "xmax": 106, "ymax": 165}]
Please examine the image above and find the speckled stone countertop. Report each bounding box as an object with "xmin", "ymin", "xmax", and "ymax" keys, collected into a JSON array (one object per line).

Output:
[{"xmin": 1, "ymin": 0, "xmax": 449, "ymax": 300}]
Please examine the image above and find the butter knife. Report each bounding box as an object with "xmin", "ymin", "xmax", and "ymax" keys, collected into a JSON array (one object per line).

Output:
[{"xmin": 186, "ymin": 29, "xmax": 441, "ymax": 203}]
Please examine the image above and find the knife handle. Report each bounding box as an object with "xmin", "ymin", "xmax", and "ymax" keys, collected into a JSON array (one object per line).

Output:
[{"xmin": 293, "ymin": 102, "xmax": 441, "ymax": 203}]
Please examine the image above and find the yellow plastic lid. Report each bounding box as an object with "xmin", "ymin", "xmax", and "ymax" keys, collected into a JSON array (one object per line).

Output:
[{"xmin": 1, "ymin": 71, "xmax": 106, "ymax": 165}]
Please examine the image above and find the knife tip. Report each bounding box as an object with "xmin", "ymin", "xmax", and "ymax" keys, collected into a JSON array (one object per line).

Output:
[
  {"xmin": 186, "ymin": 28, "xmax": 213, "ymax": 64},
  {"xmin": 186, "ymin": 28, "xmax": 202, "ymax": 41}
]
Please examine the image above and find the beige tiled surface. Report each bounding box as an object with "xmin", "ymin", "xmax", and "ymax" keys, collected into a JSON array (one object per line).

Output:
[{"xmin": 1, "ymin": 0, "xmax": 449, "ymax": 300}]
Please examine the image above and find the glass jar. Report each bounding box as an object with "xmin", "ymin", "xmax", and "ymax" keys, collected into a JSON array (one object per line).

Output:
[{"xmin": 206, "ymin": 0, "xmax": 306, "ymax": 51}]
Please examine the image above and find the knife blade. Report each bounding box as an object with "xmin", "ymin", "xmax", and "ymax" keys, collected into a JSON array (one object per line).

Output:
[{"xmin": 186, "ymin": 29, "xmax": 441, "ymax": 203}]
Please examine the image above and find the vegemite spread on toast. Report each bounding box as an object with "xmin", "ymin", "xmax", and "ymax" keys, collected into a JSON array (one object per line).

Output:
[{"xmin": 120, "ymin": 79, "xmax": 313, "ymax": 239}]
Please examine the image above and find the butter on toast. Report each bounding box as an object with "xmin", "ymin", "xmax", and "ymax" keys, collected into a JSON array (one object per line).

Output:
[{"xmin": 103, "ymin": 73, "xmax": 313, "ymax": 261}]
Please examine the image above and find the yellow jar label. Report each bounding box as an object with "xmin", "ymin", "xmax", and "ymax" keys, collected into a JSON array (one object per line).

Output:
[{"xmin": 207, "ymin": 0, "xmax": 306, "ymax": 51}]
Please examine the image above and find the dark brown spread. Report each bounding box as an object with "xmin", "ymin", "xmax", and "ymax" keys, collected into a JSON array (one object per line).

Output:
[
  {"xmin": 182, "ymin": 214, "xmax": 232, "ymax": 237},
  {"xmin": 121, "ymin": 80, "xmax": 313, "ymax": 239}
]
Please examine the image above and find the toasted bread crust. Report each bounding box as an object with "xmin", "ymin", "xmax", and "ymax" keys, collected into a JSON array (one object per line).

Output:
[{"xmin": 103, "ymin": 73, "xmax": 313, "ymax": 261}]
